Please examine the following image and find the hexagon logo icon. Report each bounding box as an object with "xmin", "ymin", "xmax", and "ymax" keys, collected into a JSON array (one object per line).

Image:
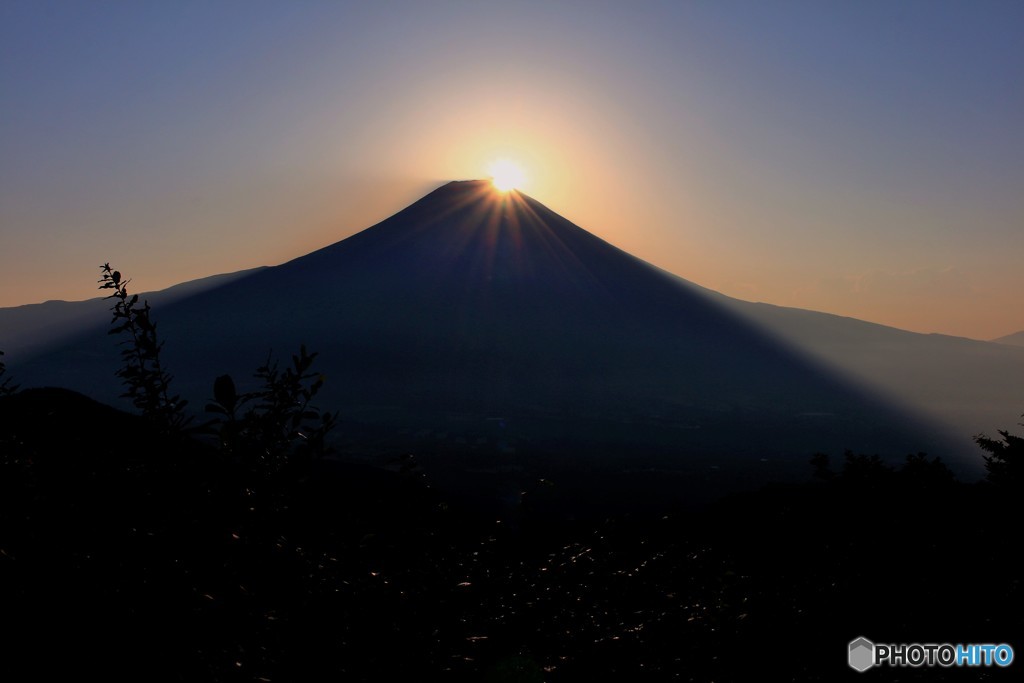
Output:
[{"xmin": 849, "ymin": 637, "xmax": 875, "ymax": 672}]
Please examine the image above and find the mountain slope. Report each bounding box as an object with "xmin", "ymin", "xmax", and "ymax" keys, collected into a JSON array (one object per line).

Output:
[
  {"xmin": 992, "ymin": 330, "xmax": 1024, "ymax": 347},
  {"xmin": 710, "ymin": 296, "xmax": 1024, "ymax": 445},
  {"xmin": 7, "ymin": 181, "xmax": 995, "ymax": 469},
  {"xmin": 0, "ymin": 267, "xmax": 267, "ymax": 360}
]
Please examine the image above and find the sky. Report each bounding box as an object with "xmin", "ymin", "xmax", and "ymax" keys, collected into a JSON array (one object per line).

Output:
[{"xmin": 2, "ymin": 1, "xmax": 1022, "ymax": 340}]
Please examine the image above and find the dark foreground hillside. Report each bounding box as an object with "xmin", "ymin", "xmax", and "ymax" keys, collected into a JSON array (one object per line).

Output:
[{"xmin": 1, "ymin": 388, "xmax": 1020, "ymax": 681}]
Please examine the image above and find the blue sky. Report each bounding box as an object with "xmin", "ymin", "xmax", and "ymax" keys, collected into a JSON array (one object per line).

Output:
[{"xmin": 2, "ymin": 1, "xmax": 1022, "ymax": 338}]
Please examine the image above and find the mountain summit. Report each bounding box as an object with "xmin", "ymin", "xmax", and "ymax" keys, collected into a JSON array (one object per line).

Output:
[{"xmin": 15, "ymin": 180, "xmax": 942, "ymax": 466}]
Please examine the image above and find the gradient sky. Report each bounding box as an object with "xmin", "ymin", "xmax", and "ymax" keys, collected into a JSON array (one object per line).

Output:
[{"xmin": 2, "ymin": 1, "xmax": 1022, "ymax": 339}]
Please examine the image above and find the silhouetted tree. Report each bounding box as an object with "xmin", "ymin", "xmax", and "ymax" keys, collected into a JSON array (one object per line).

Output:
[
  {"xmin": 975, "ymin": 415, "xmax": 1024, "ymax": 488},
  {"xmin": 810, "ymin": 450, "xmax": 954, "ymax": 487},
  {"xmin": 899, "ymin": 452, "xmax": 955, "ymax": 486},
  {"xmin": 839, "ymin": 450, "xmax": 892, "ymax": 483},
  {"xmin": 0, "ymin": 351, "xmax": 17, "ymax": 397},
  {"xmin": 205, "ymin": 345, "xmax": 337, "ymax": 476},
  {"xmin": 99, "ymin": 264, "xmax": 189, "ymax": 434},
  {"xmin": 810, "ymin": 452, "xmax": 835, "ymax": 481}
]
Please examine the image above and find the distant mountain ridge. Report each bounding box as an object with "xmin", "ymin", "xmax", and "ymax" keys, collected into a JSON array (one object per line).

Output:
[
  {"xmin": 6, "ymin": 181, "xmax": 1022, "ymax": 474},
  {"xmin": 992, "ymin": 330, "xmax": 1024, "ymax": 347},
  {"xmin": 710, "ymin": 296, "xmax": 1024, "ymax": 447},
  {"xmin": 0, "ymin": 267, "xmax": 267, "ymax": 360}
]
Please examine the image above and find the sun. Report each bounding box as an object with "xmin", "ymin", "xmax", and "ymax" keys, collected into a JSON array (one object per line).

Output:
[{"xmin": 487, "ymin": 159, "xmax": 526, "ymax": 192}]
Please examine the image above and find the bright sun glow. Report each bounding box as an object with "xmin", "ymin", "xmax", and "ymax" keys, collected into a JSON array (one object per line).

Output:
[{"xmin": 487, "ymin": 159, "xmax": 526, "ymax": 192}]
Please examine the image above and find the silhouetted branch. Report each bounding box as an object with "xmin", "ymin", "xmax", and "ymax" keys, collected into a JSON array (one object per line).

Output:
[
  {"xmin": 99, "ymin": 263, "xmax": 189, "ymax": 434},
  {"xmin": 0, "ymin": 350, "xmax": 18, "ymax": 397}
]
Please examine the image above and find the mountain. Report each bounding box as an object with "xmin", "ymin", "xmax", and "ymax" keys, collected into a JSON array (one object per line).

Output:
[
  {"xmin": 710, "ymin": 297, "xmax": 1024, "ymax": 451},
  {"xmin": 992, "ymin": 330, "xmax": 1024, "ymax": 347},
  {"xmin": 7, "ymin": 181, "xmax": 1016, "ymax": 477},
  {"xmin": 0, "ymin": 267, "xmax": 267, "ymax": 360}
]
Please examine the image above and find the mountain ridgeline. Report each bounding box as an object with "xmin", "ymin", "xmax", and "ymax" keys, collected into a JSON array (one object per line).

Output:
[{"xmin": 11, "ymin": 181, "xmax": 962, "ymax": 473}]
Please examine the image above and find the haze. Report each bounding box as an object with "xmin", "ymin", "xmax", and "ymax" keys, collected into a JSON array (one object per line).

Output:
[{"xmin": 2, "ymin": 1, "xmax": 1022, "ymax": 340}]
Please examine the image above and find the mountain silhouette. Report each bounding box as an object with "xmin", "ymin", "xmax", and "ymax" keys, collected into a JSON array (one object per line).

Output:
[
  {"xmin": 12, "ymin": 181, "xmax": 954, "ymax": 469},
  {"xmin": 0, "ymin": 267, "xmax": 266, "ymax": 360},
  {"xmin": 993, "ymin": 330, "xmax": 1024, "ymax": 347}
]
